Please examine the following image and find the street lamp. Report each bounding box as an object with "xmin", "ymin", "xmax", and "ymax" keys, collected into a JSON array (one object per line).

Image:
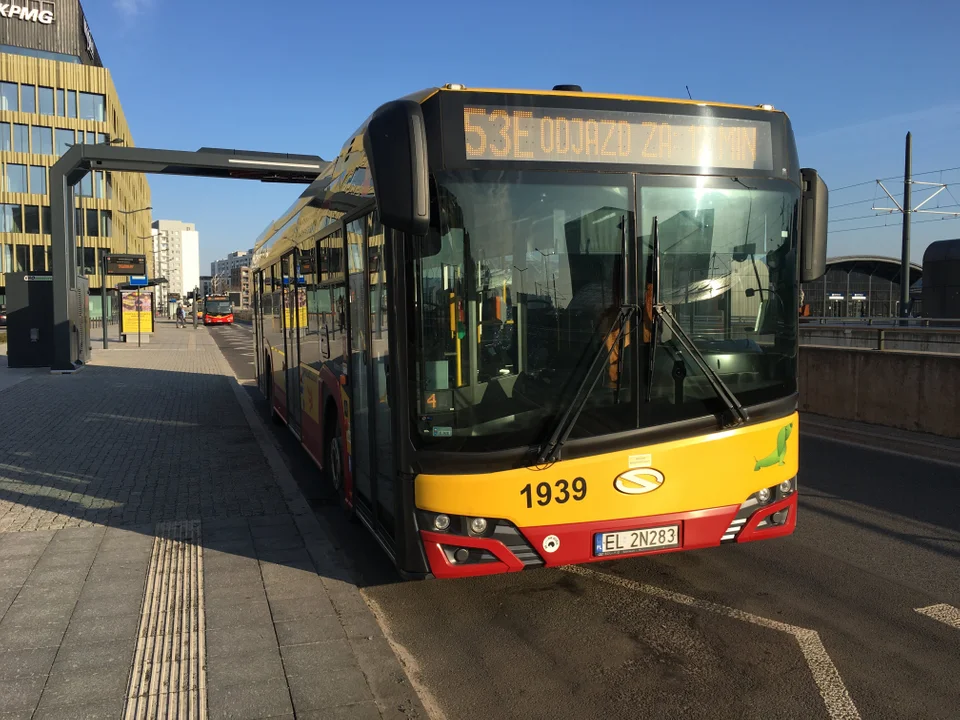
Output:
[{"xmin": 117, "ymin": 206, "xmax": 152, "ymax": 253}]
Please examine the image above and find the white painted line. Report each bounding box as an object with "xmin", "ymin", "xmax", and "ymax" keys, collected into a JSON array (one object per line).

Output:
[
  {"xmin": 915, "ymin": 604, "xmax": 960, "ymax": 630},
  {"xmin": 564, "ymin": 565, "xmax": 860, "ymax": 720}
]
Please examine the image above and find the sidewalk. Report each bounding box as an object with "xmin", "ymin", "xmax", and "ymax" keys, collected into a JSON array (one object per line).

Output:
[{"xmin": 0, "ymin": 323, "xmax": 426, "ymax": 719}]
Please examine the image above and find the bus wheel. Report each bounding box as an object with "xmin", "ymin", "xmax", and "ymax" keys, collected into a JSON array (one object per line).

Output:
[{"xmin": 325, "ymin": 418, "xmax": 355, "ymax": 521}]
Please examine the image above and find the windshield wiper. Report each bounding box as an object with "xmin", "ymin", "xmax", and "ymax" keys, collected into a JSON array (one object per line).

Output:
[
  {"xmin": 536, "ymin": 302, "xmax": 638, "ymax": 465},
  {"xmin": 536, "ymin": 214, "xmax": 635, "ymax": 465},
  {"xmin": 644, "ymin": 216, "xmax": 749, "ymax": 429}
]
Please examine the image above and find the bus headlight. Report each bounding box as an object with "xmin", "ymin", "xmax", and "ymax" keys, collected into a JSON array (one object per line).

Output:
[
  {"xmin": 469, "ymin": 517, "xmax": 488, "ymax": 536},
  {"xmin": 434, "ymin": 514, "xmax": 451, "ymax": 531},
  {"xmin": 757, "ymin": 488, "xmax": 772, "ymax": 504},
  {"xmin": 779, "ymin": 479, "xmax": 794, "ymax": 494}
]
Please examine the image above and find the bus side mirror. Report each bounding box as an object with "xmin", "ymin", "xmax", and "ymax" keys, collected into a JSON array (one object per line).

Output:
[
  {"xmin": 800, "ymin": 168, "xmax": 828, "ymax": 282},
  {"xmin": 364, "ymin": 99, "xmax": 430, "ymax": 236}
]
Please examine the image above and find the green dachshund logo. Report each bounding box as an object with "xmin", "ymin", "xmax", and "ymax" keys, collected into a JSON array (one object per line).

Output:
[{"xmin": 754, "ymin": 423, "xmax": 793, "ymax": 471}]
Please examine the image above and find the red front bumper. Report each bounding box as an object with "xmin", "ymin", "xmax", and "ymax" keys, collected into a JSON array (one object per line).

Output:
[
  {"xmin": 204, "ymin": 315, "xmax": 233, "ymax": 325},
  {"xmin": 420, "ymin": 494, "xmax": 797, "ymax": 579}
]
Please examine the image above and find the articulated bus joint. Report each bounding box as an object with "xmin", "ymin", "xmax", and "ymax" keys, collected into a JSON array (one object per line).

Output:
[{"xmin": 722, "ymin": 477, "xmax": 798, "ymax": 544}]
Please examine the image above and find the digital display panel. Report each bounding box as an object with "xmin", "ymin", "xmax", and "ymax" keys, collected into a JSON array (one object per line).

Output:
[
  {"xmin": 104, "ymin": 254, "xmax": 146, "ymax": 276},
  {"xmin": 463, "ymin": 106, "xmax": 773, "ymax": 170}
]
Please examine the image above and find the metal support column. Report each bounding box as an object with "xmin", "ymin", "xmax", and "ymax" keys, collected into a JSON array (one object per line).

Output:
[{"xmin": 900, "ymin": 132, "xmax": 912, "ymax": 323}]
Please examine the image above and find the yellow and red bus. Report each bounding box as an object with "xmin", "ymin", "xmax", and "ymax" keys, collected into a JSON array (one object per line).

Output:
[
  {"xmin": 203, "ymin": 295, "xmax": 234, "ymax": 325},
  {"xmin": 252, "ymin": 84, "xmax": 827, "ymax": 579}
]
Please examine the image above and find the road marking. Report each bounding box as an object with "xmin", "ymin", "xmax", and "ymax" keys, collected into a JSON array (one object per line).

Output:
[
  {"xmin": 564, "ymin": 565, "xmax": 860, "ymax": 720},
  {"xmin": 915, "ymin": 604, "xmax": 960, "ymax": 630}
]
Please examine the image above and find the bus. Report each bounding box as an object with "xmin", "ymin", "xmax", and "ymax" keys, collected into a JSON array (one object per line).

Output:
[
  {"xmin": 203, "ymin": 295, "xmax": 234, "ymax": 325},
  {"xmin": 251, "ymin": 84, "xmax": 827, "ymax": 579}
]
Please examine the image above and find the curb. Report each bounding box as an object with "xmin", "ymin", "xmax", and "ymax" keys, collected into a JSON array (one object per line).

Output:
[{"xmin": 209, "ymin": 331, "xmax": 432, "ymax": 719}]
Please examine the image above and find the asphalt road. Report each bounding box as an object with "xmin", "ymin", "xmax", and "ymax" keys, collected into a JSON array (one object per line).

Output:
[{"xmin": 212, "ymin": 324, "xmax": 960, "ymax": 720}]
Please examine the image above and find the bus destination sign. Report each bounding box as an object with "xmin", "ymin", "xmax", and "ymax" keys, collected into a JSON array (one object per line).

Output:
[
  {"xmin": 463, "ymin": 106, "xmax": 774, "ymax": 170},
  {"xmin": 104, "ymin": 254, "xmax": 147, "ymax": 276}
]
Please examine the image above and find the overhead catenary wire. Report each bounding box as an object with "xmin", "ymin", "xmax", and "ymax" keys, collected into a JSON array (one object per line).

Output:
[{"xmin": 829, "ymin": 214, "xmax": 960, "ymax": 234}]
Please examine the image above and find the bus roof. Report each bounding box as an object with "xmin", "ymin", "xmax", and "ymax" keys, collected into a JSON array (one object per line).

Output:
[{"xmin": 433, "ymin": 85, "xmax": 782, "ymax": 114}]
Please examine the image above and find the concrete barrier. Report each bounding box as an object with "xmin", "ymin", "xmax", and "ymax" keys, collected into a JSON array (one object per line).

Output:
[
  {"xmin": 799, "ymin": 346, "xmax": 960, "ymax": 439},
  {"xmin": 800, "ymin": 326, "xmax": 960, "ymax": 354}
]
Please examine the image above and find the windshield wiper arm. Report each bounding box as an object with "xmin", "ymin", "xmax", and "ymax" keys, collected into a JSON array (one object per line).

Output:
[
  {"xmin": 654, "ymin": 304, "xmax": 749, "ymax": 428},
  {"xmin": 643, "ymin": 215, "xmax": 747, "ymax": 428},
  {"xmin": 536, "ymin": 303, "xmax": 638, "ymax": 465}
]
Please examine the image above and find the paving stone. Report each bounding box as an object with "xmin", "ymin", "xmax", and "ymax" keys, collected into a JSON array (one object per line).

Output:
[
  {"xmin": 297, "ymin": 703, "xmax": 383, "ymax": 720},
  {"xmin": 0, "ymin": 675, "xmax": 47, "ymax": 713},
  {"xmin": 1, "ymin": 596, "xmax": 76, "ymax": 626},
  {"xmin": 70, "ymin": 591, "xmax": 143, "ymax": 621},
  {"xmin": 31, "ymin": 697, "xmax": 126, "ymax": 720},
  {"xmin": 351, "ymin": 636, "xmax": 413, "ymax": 701},
  {"xmin": 275, "ymin": 613, "xmax": 347, "ymax": 647},
  {"xmin": 36, "ymin": 665, "xmax": 129, "ymax": 711},
  {"xmin": 61, "ymin": 613, "xmax": 140, "ymax": 647},
  {"xmin": 50, "ymin": 639, "xmax": 136, "ymax": 674},
  {"xmin": 0, "ymin": 621, "xmax": 65, "ymax": 651},
  {"xmin": 204, "ymin": 598, "xmax": 272, "ymax": 630},
  {"xmin": 205, "ymin": 646, "xmax": 286, "ymax": 688},
  {"xmin": 339, "ymin": 611, "xmax": 384, "ymax": 640},
  {"xmin": 267, "ymin": 595, "xmax": 336, "ymax": 622},
  {"xmin": 287, "ymin": 666, "xmax": 373, "ymax": 712},
  {"xmin": 205, "ymin": 624, "xmax": 279, "ymax": 660},
  {"xmin": 263, "ymin": 575, "xmax": 328, "ymax": 602},
  {"xmin": 206, "ymin": 676, "xmax": 293, "ymax": 720},
  {"xmin": 0, "ymin": 646, "xmax": 58, "ymax": 680},
  {"xmin": 22, "ymin": 565, "xmax": 91, "ymax": 589},
  {"xmin": 280, "ymin": 638, "xmax": 357, "ymax": 676}
]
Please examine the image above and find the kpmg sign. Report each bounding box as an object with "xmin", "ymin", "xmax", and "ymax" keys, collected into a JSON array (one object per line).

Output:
[{"xmin": 0, "ymin": 4, "xmax": 54, "ymax": 24}]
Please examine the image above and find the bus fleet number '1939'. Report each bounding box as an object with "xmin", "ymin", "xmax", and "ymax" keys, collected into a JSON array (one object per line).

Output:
[{"xmin": 521, "ymin": 478, "xmax": 587, "ymax": 508}]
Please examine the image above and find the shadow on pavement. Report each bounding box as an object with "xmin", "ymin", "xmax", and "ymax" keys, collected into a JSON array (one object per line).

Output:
[
  {"xmin": 0, "ymin": 361, "xmax": 401, "ymax": 590},
  {"xmin": 799, "ymin": 433, "xmax": 960, "ymax": 538}
]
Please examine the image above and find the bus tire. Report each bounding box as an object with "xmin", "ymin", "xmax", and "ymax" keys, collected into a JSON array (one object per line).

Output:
[{"xmin": 324, "ymin": 410, "xmax": 355, "ymax": 521}]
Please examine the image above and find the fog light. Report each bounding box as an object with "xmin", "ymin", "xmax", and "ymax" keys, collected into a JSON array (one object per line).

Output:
[
  {"xmin": 469, "ymin": 517, "xmax": 488, "ymax": 535},
  {"xmin": 757, "ymin": 488, "xmax": 772, "ymax": 504},
  {"xmin": 779, "ymin": 479, "xmax": 794, "ymax": 494},
  {"xmin": 771, "ymin": 509, "xmax": 789, "ymax": 526},
  {"xmin": 453, "ymin": 548, "xmax": 469, "ymax": 563},
  {"xmin": 434, "ymin": 514, "xmax": 450, "ymax": 531}
]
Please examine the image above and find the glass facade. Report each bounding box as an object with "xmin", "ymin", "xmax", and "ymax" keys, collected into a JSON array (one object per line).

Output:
[
  {"xmin": 0, "ymin": 52, "xmax": 153, "ymax": 300},
  {"xmin": 5, "ymin": 164, "xmax": 27, "ymax": 193},
  {"xmin": 20, "ymin": 84, "xmax": 35, "ymax": 114},
  {"xmin": 38, "ymin": 87, "xmax": 54, "ymax": 115},
  {"xmin": 79, "ymin": 93, "xmax": 105, "ymax": 122},
  {"xmin": 0, "ymin": 82, "xmax": 17, "ymax": 111},
  {"xmin": 13, "ymin": 124, "xmax": 28, "ymax": 152},
  {"xmin": 30, "ymin": 166, "xmax": 47, "ymax": 195},
  {"xmin": 31, "ymin": 126, "xmax": 53, "ymax": 155}
]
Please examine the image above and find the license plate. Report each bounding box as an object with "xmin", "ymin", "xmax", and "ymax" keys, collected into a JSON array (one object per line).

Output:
[{"xmin": 594, "ymin": 524, "xmax": 680, "ymax": 556}]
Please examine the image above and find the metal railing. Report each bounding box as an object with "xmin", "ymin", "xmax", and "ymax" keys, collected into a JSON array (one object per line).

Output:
[
  {"xmin": 800, "ymin": 320, "xmax": 960, "ymax": 354},
  {"xmin": 801, "ymin": 316, "xmax": 960, "ymax": 328}
]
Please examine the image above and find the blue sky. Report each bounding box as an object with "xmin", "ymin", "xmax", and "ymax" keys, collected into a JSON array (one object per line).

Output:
[{"xmin": 87, "ymin": 0, "xmax": 960, "ymax": 271}]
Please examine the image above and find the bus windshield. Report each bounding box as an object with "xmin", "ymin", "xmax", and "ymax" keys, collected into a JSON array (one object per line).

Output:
[
  {"xmin": 410, "ymin": 170, "xmax": 799, "ymax": 453},
  {"xmin": 206, "ymin": 301, "xmax": 232, "ymax": 315}
]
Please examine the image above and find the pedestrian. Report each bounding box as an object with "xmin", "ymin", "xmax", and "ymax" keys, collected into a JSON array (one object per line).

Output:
[{"xmin": 176, "ymin": 304, "xmax": 185, "ymax": 328}]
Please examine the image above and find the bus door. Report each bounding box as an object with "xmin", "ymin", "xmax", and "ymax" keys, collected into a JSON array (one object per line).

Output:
[
  {"xmin": 345, "ymin": 213, "xmax": 397, "ymax": 544},
  {"xmin": 282, "ymin": 252, "xmax": 302, "ymax": 434}
]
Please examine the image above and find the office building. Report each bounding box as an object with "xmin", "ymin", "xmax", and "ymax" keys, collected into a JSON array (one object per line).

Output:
[
  {"xmin": 0, "ymin": 0, "xmax": 152, "ymax": 314},
  {"xmin": 211, "ymin": 249, "xmax": 253, "ymax": 280},
  {"xmin": 152, "ymin": 219, "xmax": 199, "ymax": 300},
  {"xmin": 229, "ymin": 264, "xmax": 250, "ymax": 308},
  {"xmin": 199, "ymin": 275, "xmax": 212, "ymax": 298}
]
